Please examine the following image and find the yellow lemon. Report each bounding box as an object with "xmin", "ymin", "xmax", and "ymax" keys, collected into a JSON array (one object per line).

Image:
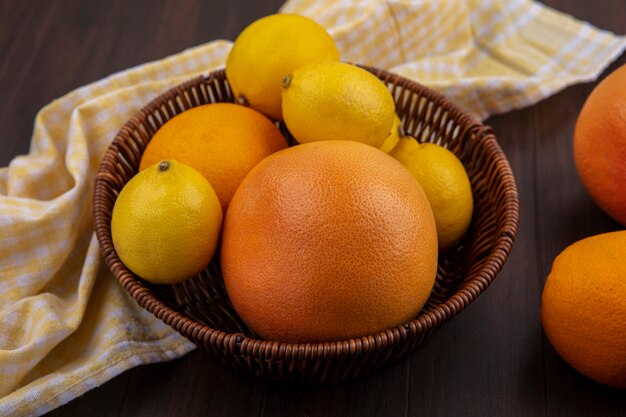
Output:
[
  {"xmin": 380, "ymin": 114, "xmax": 404, "ymax": 153},
  {"xmin": 282, "ymin": 61, "xmax": 396, "ymax": 148},
  {"xmin": 225, "ymin": 14, "xmax": 339, "ymax": 121},
  {"xmin": 111, "ymin": 160, "xmax": 223, "ymax": 284},
  {"xmin": 390, "ymin": 138, "xmax": 473, "ymax": 251}
]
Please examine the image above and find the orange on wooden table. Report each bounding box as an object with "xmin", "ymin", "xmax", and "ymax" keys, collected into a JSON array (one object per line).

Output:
[
  {"xmin": 541, "ymin": 231, "xmax": 626, "ymax": 388},
  {"xmin": 574, "ymin": 63, "xmax": 626, "ymax": 226}
]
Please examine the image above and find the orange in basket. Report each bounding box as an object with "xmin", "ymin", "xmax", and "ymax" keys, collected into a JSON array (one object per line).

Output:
[{"xmin": 139, "ymin": 102, "xmax": 287, "ymax": 210}]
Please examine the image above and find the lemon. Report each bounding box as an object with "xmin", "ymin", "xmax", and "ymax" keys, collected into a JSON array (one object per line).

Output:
[
  {"xmin": 225, "ymin": 14, "xmax": 339, "ymax": 121},
  {"xmin": 390, "ymin": 138, "xmax": 473, "ymax": 252},
  {"xmin": 282, "ymin": 61, "xmax": 396, "ymax": 148},
  {"xmin": 380, "ymin": 114, "xmax": 404, "ymax": 153},
  {"xmin": 111, "ymin": 160, "xmax": 223, "ymax": 284}
]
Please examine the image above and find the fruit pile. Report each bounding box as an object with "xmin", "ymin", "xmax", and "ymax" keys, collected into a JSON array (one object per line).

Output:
[{"xmin": 110, "ymin": 14, "xmax": 474, "ymax": 343}]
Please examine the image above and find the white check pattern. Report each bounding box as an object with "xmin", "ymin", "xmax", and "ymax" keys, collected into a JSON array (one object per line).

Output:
[{"xmin": 0, "ymin": 1, "xmax": 624, "ymax": 415}]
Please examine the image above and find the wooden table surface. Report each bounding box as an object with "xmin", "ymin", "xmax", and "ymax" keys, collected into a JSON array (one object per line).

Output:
[{"xmin": 2, "ymin": 1, "xmax": 625, "ymax": 416}]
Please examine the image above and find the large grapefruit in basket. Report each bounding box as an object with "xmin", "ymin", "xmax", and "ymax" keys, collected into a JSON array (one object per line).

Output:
[{"xmin": 221, "ymin": 140, "xmax": 438, "ymax": 342}]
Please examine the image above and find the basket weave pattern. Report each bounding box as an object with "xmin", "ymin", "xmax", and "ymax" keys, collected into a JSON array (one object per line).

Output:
[{"xmin": 93, "ymin": 67, "xmax": 519, "ymax": 383}]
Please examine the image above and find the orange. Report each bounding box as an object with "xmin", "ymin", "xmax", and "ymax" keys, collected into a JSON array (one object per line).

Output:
[
  {"xmin": 139, "ymin": 103, "xmax": 287, "ymax": 209},
  {"xmin": 221, "ymin": 141, "xmax": 438, "ymax": 343},
  {"xmin": 540, "ymin": 231, "xmax": 626, "ymax": 388},
  {"xmin": 574, "ymin": 63, "xmax": 626, "ymax": 226}
]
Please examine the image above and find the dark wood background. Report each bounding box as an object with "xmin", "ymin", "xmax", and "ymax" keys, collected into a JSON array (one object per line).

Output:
[{"xmin": 1, "ymin": 1, "xmax": 625, "ymax": 416}]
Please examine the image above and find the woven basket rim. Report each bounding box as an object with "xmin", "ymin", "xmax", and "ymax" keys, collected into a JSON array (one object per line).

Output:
[{"xmin": 93, "ymin": 66, "xmax": 520, "ymax": 359}]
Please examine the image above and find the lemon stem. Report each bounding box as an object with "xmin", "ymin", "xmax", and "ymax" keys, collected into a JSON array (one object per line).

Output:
[
  {"xmin": 237, "ymin": 95, "xmax": 249, "ymax": 106},
  {"xmin": 282, "ymin": 74, "xmax": 292, "ymax": 89},
  {"xmin": 159, "ymin": 160, "xmax": 170, "ymax": 172}
]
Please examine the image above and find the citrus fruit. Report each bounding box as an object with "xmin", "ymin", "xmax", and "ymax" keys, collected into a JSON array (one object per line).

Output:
[
  {"xmin": 574, "ymin": 63, "xmax": 626, "ymax": 226},
  {"xmin": 379, "ymin": 114, "xmax": 404, "ymax": 153},
  {"xmin": 139, "ymin": 103, "xmax": 287, "ymax": 209},
  {"xmin": 540, "ymin": 231, "xmax": 626, "ymax": 388},
  {"xmin": 111, "ymin": 160, "xmax": 223, "ymax": 284},
  {"xmin": 281, "ymin": 61, "xmax": 396, "ymax": 148},
  {"xmin": 221, "ymin": 140, "xmax": 438, "ymax": 343},
  {"xmin": 226, "ymin": 14, "xmax": 340, "ymax": 120},
  {"xmin": 389, "ymin": 138, "xmax": 473, "ymax": 252}
]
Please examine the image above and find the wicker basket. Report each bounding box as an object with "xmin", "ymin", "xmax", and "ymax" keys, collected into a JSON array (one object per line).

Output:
[{"xmin": 93, "ymin": 66, "xmax": 519, "ymax": 383}]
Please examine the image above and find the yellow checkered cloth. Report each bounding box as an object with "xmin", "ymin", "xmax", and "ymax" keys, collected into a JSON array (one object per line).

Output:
[{"xmin": 0, "ymin": 0, "xmax": 624, "ymax": 415}]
